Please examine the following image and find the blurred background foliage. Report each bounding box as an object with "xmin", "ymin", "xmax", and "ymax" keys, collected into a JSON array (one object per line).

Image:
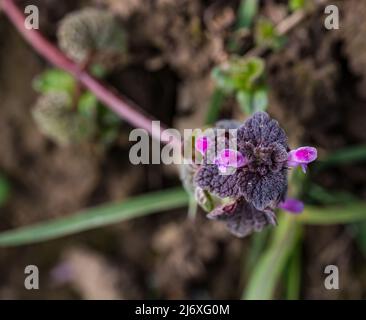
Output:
[{"xmin": 0, "ymin": 0, "xmax": 365, "ymax": 299}]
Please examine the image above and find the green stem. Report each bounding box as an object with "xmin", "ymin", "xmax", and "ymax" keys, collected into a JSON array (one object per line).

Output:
[
  {"xmin": 0, "ymin": 188, "xmax": 188, "ymax": 247},
  {"xmin": 297, "ymin": 202, "xmax": 366, "ymax": 225},
  {"xmin": 242, "ymin": 214, "xmax": 300, "ymax": 300},
  {"xmin": 205, "ymin": 88, "xmax": 226, "ymax": 125},
  {"xmin": 284, "ymin": 238, "xmax": 302, "ymax": 300}
]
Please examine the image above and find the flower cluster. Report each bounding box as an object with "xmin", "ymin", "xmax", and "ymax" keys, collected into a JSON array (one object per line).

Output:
[{"xmin": 188, "ymin": 112, "xmax": 317, "ymax": 237}]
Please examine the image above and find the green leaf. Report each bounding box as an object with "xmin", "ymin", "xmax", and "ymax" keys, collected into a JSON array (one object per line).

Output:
[
  {"xmin": 297, "ymin": 202, "xmax": 366, "ymax": 225},
  {"xmin": 237, "ymin": 90, "xmax": 252, "ymax": 115},
  {"xmin": 205, "ymin": 88, "xmax": 226, "ymax": 125},
  {"xmin": 243, "ymin": 214, "xmax": 300, "ymax": 300},
  {"xmin": 211, "ymin": 67, "xmax": 236, "ymax": 93},
  {"xmin": 289, "ymin": 0, "xmax": 306, "ymax": 12},
  {"xmin": 100, "ymin": 106, "xmax": 121, "ymax": 126},
  {"xmin": 78, "ymin": 92, "xmax": 98, "ymax": 117},
  {"xmin": 212, "ymin": 57, "xmax": 265, "ymax": 93},
  {"xmin": 0, "ymin": 188, "xmax": 188, "ymax": 247},
  {"xmin": 33, "ymin": 69, "xmax": 76, "ymax": 95},
  {"xmin": 99, "ymin": 127, "xmax": 119, "ymax": 145},
  {"xmin": 0, "ymin": 175, "xmax": 10, "ymax": 207},
  {"xmin": 254, "ymin": 17, "xmax": 285, "ymax": 51},
  {"xmin": 236, "ymin": 0, "xmax": 259, "ymax": 29},
  {"xmin": 237, "ymin": 87, "xmax": 268, "ymax": 115},
  {"xmin": 97, "ymin": 105, "xmax": 122, "ymax": 145},
  {"xmin": 252, "ymin": 87, "xmax": 268, "ymax": 112},
  {"xmin": 237, "ymin": 57, "xmax": 265, "ymax": 87},
  {"xmin": 90, "ymin": 64, "xmax": 108, "ymax": 78}
]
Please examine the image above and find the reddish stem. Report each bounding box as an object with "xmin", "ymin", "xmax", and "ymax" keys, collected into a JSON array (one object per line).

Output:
[{"xmin": 1, "ymin": 0, "xmax": 181, "ymax": 148}]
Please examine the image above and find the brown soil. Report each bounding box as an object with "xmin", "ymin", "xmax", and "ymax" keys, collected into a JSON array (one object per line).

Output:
[{"xmin": 0, "ymin": 0, "xmax": 365, "ymax": 299}]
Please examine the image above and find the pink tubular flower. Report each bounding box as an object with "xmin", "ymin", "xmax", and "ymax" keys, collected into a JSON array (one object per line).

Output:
[
  {"xmin": 195, "ymin": 135, "xmax": 210, "ymax": 155},
  {"xmin": 288, "ymin": 146, "xmax": 317, "ymax": 173},
  {"xmin": 215, "ymin": 149, "xmax": 247, "ymax": 173},
  {"xmin": 278, "ymin": 198, "xmax": 304, "ymax": 214}
]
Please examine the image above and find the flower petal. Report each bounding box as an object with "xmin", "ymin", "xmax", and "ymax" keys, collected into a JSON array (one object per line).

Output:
[
  {"xmin": 278, "ymin": 198, "xmax": 304, "ymax": 214},
  {"xmin": 288, "ymin": 146, "xmax": 317, "ymax": 165},
  {"xmin": 207, "ymin": 199, "xmax": 277, "ymax": 237},
  {"xmin": 195, "ymin": 135, "xmax": 210, "ymax": 155},
  {"xmin": 240, "ymin": 169, "xmax": 288, "ymax": 211},
  {"xmin": 237, "ymin": 111, "xmax": 288, "ymax": 149},
  {"xmin": 215, "ymin": 149, "xmax": 247, "ymax": 169}
]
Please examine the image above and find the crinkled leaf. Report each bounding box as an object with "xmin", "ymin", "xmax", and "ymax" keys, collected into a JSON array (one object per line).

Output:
[{"xmin": 207, "ymin": 199, "xmax": 276, "ymax": 238}]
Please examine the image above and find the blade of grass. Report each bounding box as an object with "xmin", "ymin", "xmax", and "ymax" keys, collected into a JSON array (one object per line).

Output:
[
  {"xmin": 236, "ymin": 0, "xmax": 259, "ymax": 29},
  {"xmin": 243, "ymin": 214, "xmax": 300, "ymax": 300},
  {"xmin": 243, "ymin": 227, "xmax": 270, "ymax": 277},
  {"xmin": 307, "ymin": 184, "xmax": 357, "ymax": 205},
  {"xmin": 205, "ymin": 88, "xmax": 226, "ymax": 125},
  {"xmin": 0, "ymin": 174, "xmax": 10, "ymax": 207},
  {"xmin": 284, "ymin": 240, "xmax": 302, "ymax": 300},
  {"xmin": 315, "ymin": 145, "xmax": 366, "ymax": 171},
  {"xmin": 349, "ymin": 222, "xmax": 366, "ymax": 256},
  {"xmin": 297, "ymin": 202, "xmax": 366, "ymax": 225},
  {"xmin": 0, "ymin": 188, "xmax": 188, "ymax": 247}
]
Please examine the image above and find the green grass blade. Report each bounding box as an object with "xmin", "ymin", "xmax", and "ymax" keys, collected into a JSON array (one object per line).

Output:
[
  {"xmin": 236, "ymin": 0, "xmax": 259, "ymax": 29},
  {"xmin": 205, "ymin": 88, "xmax": 226, "ymax": 125},
  {"xmin": 307, "ymin": 184, "xmax": 357, "ymax": 205},
  {"xmin": 244, "ymin": 228, "xmax": 270, "ymax": 276},
  {"xmin": 0, "ymin": 188, "xmax": 188, "ymax": 247},
  {"xmin": 315, "ymin": 145, "xmax": 366, "ymax": 171},
  {"xmin": 349, "ymin": 221, "xmax": 366, "ymax": 256},
  {"xmin": 284, "ymin": 240, "xmax": 302, "ymax": 300},
  {"xmin": 243, "ymin": 214, "xmax": 300, "ymax": 300},
  {"xmin": 297, "ymin": 202, "xmax": 366, "ymax": 225},
  {"xmin": 0, "ymin": 174, "xmax": 10, "ymax": 207}
]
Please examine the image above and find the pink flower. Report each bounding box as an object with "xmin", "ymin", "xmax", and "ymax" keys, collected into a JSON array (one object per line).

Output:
[
  {"xmin": 288, "ymin": 146, "xmax": 317, "ymax": 173},
  {"xmin": 278, "ymin": 198, "xmax": 304, "ymax": 214},
  {"xmin": 195, "ymin": 135, "xmax": 210, "ymax": 155},
  {"xmin": 215, "ymin": 149, "xmax": 247, "ymax": 173}
]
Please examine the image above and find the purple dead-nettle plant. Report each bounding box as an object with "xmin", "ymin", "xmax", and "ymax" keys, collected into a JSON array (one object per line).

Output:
[{"xmin": 181, "ymin": 112, "xmax": 317, "ymax": 237}]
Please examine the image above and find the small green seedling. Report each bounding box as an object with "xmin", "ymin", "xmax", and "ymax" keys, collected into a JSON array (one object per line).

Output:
[{"xmin": 212, "ymin": 56, "xmax": 268, "ymax": 114}]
